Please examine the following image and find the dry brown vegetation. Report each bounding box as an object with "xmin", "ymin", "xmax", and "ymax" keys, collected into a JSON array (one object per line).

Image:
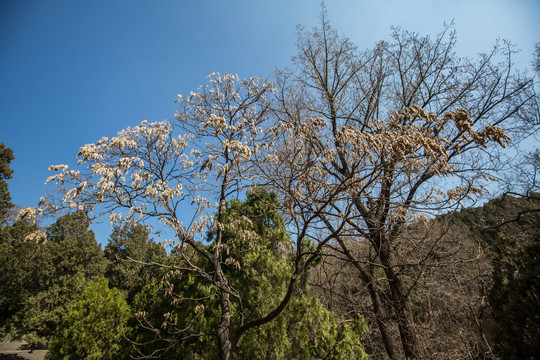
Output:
[{"xmin": 310, "ymin": 193, "xmax": 540, "ymax": 359}]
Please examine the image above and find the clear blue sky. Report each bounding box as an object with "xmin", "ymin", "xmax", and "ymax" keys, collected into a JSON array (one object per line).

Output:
[{"xmin": 1, "ymin": 0, "xmax": 539, "ymax": 244}]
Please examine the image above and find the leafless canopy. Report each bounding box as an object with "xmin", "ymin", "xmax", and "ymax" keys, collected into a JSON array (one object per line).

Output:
[{"xmin": 264, "ymin": 8, "xmax": 538, "ymax": 359}]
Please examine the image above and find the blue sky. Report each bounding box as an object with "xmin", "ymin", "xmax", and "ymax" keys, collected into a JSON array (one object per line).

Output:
[{"xmin": 1, "ymin": 0, "xmax": 539, "ymax": 244}]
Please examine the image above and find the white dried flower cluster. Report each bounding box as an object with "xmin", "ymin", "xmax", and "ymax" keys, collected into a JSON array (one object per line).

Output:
[
  {"xmin": 24, "ymin": 230, "xmax": 47, "ymax": 244},
  {"xmin": 266, "ymin": 105, "xmax": 511, "ymax": 223},
  {"xmin": 445, "ymin": 109, "xmax": 510, "ymax": 148},
  {"xmin": 16, "ymin": 206, "xmax": 40, "ymax": 222},
  {"xmin": 48, "ymin": 164, "xmax": 69, "ymax": 172},
  {"xmin": 225, "ymin": 257, "xmax": 241, "ymax": 270},
  {"xmin": 32, "ymin": 119, "xmax": 199, "ymax": 230},
  {"xmin": 24, "ymin": 73, "xmax": 273, "ymax": 248}
]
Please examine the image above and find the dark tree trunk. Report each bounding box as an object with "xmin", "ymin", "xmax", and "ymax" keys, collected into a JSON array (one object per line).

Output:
[
  {"xmin": 334, "ymin": 235, "xmax": 399, "ymax": 360},
  {"xmin": 216, "ymin": 289, "xmax": 232, "ymax": 360},
  {"xmin": 379, "ymin": 240, "xmax": 419, "ymax": 359},
  {"xmin": 365, "ymin": 271, "xmax": 399, "ymax": 360}
]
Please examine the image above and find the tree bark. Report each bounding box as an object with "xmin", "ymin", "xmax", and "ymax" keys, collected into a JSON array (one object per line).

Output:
[
  {"xmin": 216, "ymin": 284, "xmax": 232, "ymax": 360},
  {"xmin": 364, "ymin": 269, "xmax": 399, "ymax": 360},
  {"xmin": 334, "ymin": 235, "xmax": 399, "ymax": 360},
  {"xmin": 379, "ymin": 238, "xmax": 419, "ymax": 359}
]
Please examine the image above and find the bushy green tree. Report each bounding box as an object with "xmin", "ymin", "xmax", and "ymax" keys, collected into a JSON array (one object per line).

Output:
[
  {"xmin": 486, "ymin": 197, "xmax": 540, "ymax": 359},
  {"xmin": 449, "ymin": 194, "xmax": 540, "ymax": 358},
  {"xmin": 489, "ymin": 233, "xmax": 540, "ymax": 359},
  {"xmin": 222, "ymin": 188, "xmax": 367, "ymax": 359},
  {"xmin": 0, "ymin": 219, "xmax": 42, "ymax": 331},
  {"xmin": 129, "ymin": 273, "xmax": 214, "ymax": 359},
  {"xmin": 105, "ymin": 222, "xmax": 167, "ymax": 302},
  {"xmin": 11, "ymin": 212, "xmax": 107, "ymax": 345},
  {"xmin": 234, "ymin": 292, "xmax": 367, "ymax": 360},
  {"xmin": 47, "ymin": 277, "xmax": 131, "ymax": 360},
  {"xmin": 0, "ymin": 143, "xmax": 14, "ymax": 225},
  {"xmin": 131, "ymin": 188, "xmax": 367, "ymax": 359}
]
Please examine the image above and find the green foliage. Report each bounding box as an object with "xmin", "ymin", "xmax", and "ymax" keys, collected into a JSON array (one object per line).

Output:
[
  {"xmin": 132, "ymin": 188, "xmax": 367, "ymax": 359},
  {"xmin": 129, "ymin": 281, "xmax": 174, "ymax": 359},
  {"xmin": 130, "ymin": 275, "xmax": 219, "ymax": 359},
  {"xmin": 0, "ymin": 143, "xmax": 15, "ymax": 224},
  {"xmin": 488, "ymin": 220, "xmax": 540, "ymax": 359},
  {"xmin": 220, "ymin": 188, "xmax": 294, "ymax": 319},
  {"xmin": 2, "ymin": 189, "xmax": 367, "ymax": 358},
  {"xmin": 451, "ymin": 195, "xmax": 540, "ymax": 358},
  {"xmin": 47, "ymin": 277, "xmax": 131, "ymax": 360},
  {"xmin": 236, "ymin": 293, "xmax": 367, "ymax": 360},
  {"xmin": 105, "ymin": 222, "xmax": 167, "ymax": 302},
  {"xmin": 10, "ymin": 212, "xmax": 107, "ymax": 345},
  {"xmin": 0, "ymin": 220, "xmax": 41, "ymax": 330},
  {"xmin": 450, "ymin": 194, "xmax": 540, "ymax": 248},
  {"xmin": 45, "ymin": 212, "xmax": 107, "ymax": 281}
]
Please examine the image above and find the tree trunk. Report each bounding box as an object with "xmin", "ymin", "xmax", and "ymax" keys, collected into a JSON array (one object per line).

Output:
[
  {"xmin": 334, "ymin": 235, "xmax": 399, "ymax": 360},
  {"xmin": 364, "ymin": 271, "xmax": 399, "ymax": 360},
  {"xmin": 217, "ymin": 290, "xmax": 232, "ymax": 360},
  {"xmin": 379, "ymin": 239, "xmax": 419, "ymax": 359}
]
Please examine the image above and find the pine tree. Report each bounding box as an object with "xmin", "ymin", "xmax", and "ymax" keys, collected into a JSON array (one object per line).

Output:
[{"xmin": 0, "ymin": 143, "xmax": 15, "ymax": 225}]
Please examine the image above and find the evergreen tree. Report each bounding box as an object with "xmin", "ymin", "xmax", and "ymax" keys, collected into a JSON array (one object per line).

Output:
[
  {"xmin": 448, "ymin": 194, "xmax": 540, "ymax": 358},
  {"xmin": 105, "ymin": 222, "xmax": 167, "ymax": 302},
  {"xmin": 486, "ymin": 197, "xmax": 540, "ymax": 359},
  {"xmin": 11, "ymin": 212, "xmax": 107, "ymax": 345},
  {"xmin": 0, "ymin": 143, "xmax": 15, "ymax": 225},
  {"xmin": 131, "ymin": 188, "xmax": 367, "ymax": 359},
  {"xmin": 47, "ymin": 277, "xmax": 131, "ymax": 360},
  {"xmin": 0, "ymin": 219, "xmax": 42, "ymax": 331}
]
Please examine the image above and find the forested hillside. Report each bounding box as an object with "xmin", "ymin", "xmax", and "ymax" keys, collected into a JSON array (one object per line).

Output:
[{"xmin": 310, "ymin": 194, "xmax": 540, "ymax": 359}]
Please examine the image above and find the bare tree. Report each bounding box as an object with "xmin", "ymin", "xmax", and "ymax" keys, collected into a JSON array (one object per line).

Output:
[
  {"xmin": 268, "ymin": 8, "xmax": 538, "ymax": 359},
  {"xmin": 310, "ymin": 211, "xmax": 497, "ymax": 359},
  {"xmin": 19, "ymin": 74, "xmax": 349, "ymax": 360}
]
